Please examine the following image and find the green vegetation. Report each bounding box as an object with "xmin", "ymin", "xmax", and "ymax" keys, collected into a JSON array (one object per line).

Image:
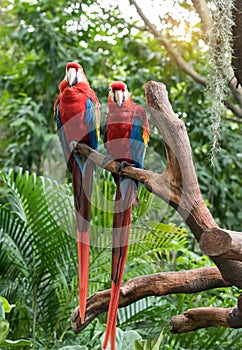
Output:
[{"xmin": 0, "ymin": 0, "xmax": 241, "ymax": 349}]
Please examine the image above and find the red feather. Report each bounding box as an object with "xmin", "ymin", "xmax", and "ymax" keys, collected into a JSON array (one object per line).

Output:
[
  {"xmin": 66, "ymin": 62, "xmax": 82, "ymax": 71},
  {"xmin": 110, "ymin": 81, "xmax": 126, "ymax": 91},
  {"xmin": 102, "ymin": 181, "xmax": 132, "ymax": 350},
  {"xmin": 105, "ymin": 102, "xmax": 134, "ymax": 162},
  {"xmin": 54, "ymin": 67, "xmax": 99, "ymax": 324},
  {"xmin": 103, "ymin": 89, "xmax": 149, "ymax": 350}
]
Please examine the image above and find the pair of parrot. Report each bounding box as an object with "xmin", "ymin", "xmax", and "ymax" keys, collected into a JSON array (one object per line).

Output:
[{"xmin": 54, "ymin": 62, "xmax": 149, "ymax": 350}]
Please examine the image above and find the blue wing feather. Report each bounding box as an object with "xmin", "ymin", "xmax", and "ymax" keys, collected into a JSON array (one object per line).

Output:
[
  {"xmin": 85, "ymin": 98, "xmax": 98, "ymax": 150},
  {"xmin": 130, "ymin": 117, "xmax": 145, "ymax": 169},
  {"xmin": 120, "ymin": 117, "xmax": 145, "ymax": 202},
  {"xmin": 55, "ymin": 99, "xmax": 97, "ymax": 176}
]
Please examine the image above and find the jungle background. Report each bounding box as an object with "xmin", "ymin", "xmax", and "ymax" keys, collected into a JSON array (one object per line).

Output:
[{"xmin": 0, "ymin": 0, "xmax": 242, "ymax": 349}]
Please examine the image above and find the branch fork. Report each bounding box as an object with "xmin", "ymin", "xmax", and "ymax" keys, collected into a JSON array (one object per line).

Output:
[{"xmin": 71, "ymin": 81, "xmax": 242, "ymax": 334}]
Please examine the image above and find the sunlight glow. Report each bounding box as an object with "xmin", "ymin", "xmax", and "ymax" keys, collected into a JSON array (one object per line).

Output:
[
  {"xmin": 118, "ymin": 0, "xmax": 200, "ymax": 42},
  {"xmin": 65, "ymin": 0, "xmax": 200, "ymax": 44}
]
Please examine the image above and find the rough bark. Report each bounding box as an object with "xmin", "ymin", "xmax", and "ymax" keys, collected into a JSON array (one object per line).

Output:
[
  {"xmin": 71, "ymin": 81, "xmax": 242, "ymax": 333},
  {"xmin": 170, "ymin": 307, "xmax": 241, "ymax": 333},
  {"xmin": 200, "ymin": 228, "xmax": 242, "ymax": 260},
  {"xmin": 145, "ymin": 82, "xmax": 242, "ymax": 288},
  {"xmin": 74, "ymin": 82, "xmax": 242, "ymax": 288},
  {"xmin": 171, "ymin": 295, "xmax": 242, "ymax": 333},
  {"xmin": 71, "ymin": 267, "xmax": 229, "ymax": 333}
]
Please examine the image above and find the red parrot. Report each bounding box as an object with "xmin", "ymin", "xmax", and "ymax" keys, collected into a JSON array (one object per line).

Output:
[
  {"xmin": 54, "ymin": 62, "xmax": 100, "ymax": 324},
  {"xmin": 103, "ymin": 81, "xmax": 150, "ymax": 350}
]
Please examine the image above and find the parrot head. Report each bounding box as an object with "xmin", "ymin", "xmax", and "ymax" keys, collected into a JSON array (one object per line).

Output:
[
  {"xmin": 65, "ymin": 62, "xmax": 88, "ymax": 87},
  {"xmin": 109, "ymin": 81, "xmax": 130, "ymax": 107}
]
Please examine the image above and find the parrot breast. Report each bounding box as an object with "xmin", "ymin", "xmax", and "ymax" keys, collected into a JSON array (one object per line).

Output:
[
  {"xmin": 58, "ymin": 82, "xmax": 98, "ymax": 145},
  {"xmin": 105, "ymin": 102, "xmax": 135, "ymax": 162}
]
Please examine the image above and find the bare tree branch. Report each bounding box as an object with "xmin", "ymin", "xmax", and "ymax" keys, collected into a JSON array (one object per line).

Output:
[
  {"xmin": 191, "ymin": 0, "xmax": 212, "ymax": 33},
  {"xmin": 71, "ymin": 81, "xmax": 242, "ymax": 335},
  {"xmin": 200, "ymin": 228, "xmax": 242, "ymax": 260},
  {"xmin": 171, "ymin": 303, "xmax": 242, "ymax": 333},
  {"xmin": 74, "ymin": 81, "xmax": 242, "ymax": 289},
  {"xmin": 224, "ymin": 98, "xmax": 242, "ymax": 118},
  {"xmin": 129, "ymin": 0, "xmax": 206, "ymax": 86},
  {"xmin": 129, "ymin": 0, "xmax": 242, "ymax": 117},
  {"xmin": 71, "ymin": 267, "xmax": 229, "ymax": 333}
]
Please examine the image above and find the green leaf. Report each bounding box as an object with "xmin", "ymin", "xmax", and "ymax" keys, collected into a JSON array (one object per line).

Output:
[
  {"xmin": 120, "ymin": 330, "xmax": 142, "ymax": 350},
  {"xmin": 151, "ymin": 331, "xmax": 163, "ymax": 350},
  {"xmin": 0, "ymin": 339, "xmax": 32, "ymax": 347},
  {"xmin": 133, "ymin": 331, "xmax": 163, "ymax": 350},
  {"xmin": 101, "ymin": 328, "xmax": 141, "ymax": 350},
  {"xmin": 0, "ymin": 320, "xmax": 10, "ymax": 343},
  {"xmin": 0, "ymin": 299, "xmax": 5, "ymax": 320},
  {"xmin": 59, "ymin": 347, "xmax": 88, "ymax": 350},
  {"xmin": 0, "ymin": 296, "xmax": 15, "ymax": 313}
]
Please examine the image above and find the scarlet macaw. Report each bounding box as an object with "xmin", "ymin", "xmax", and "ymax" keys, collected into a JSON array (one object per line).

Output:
[
  {"xmin": 103, "ymin": 81, "xmax": 150, "ymax": 350},
  {"xmin": 54, "ymin": 62, "xmax": 100, "ymax": 323}
]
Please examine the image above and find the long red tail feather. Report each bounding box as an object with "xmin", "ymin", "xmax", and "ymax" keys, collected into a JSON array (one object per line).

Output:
[
  {"xmin": 110, "ymin": 301, "xmax": 118, "ymax": 350},
  {"xmin": 78, "ymin": 231, "xmax": 90, "ymax": 324},
  {"xmin": 72, "ymin": 161, "xmax": 93, "ymax": 324},
  {"xmin": 103, "ymin": 181, "xmax": 133, "ymax": 349}
]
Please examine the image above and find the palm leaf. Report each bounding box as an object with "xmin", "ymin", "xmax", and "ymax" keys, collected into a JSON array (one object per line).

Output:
[
  {"xmin": 0, "ymin": 168, "xmax": 77, "ymax": 340},
  {"xmin": 0, "ymin": 167, "xmax": 188, "ymax": 348}
]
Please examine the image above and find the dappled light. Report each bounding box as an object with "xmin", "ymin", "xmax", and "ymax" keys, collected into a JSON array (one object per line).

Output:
[{"xmin": 0, "ymin": 0, "xmax": 242, "ymax": 349}]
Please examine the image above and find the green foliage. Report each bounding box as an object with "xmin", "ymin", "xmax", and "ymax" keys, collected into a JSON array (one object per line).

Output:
[
  {"xmin": 0, "ymin": 0, "xmax": 242, "ymax": 349},
  {"xmin": 0, "ymin": 168, "xmax": 77, "ymax": 346},
  {"xmin": 59, "ymin": 347, "xmax": 88, "ymax": 350},
  {"xmin": 101, "ymin": 328, "xmax": 142, "ymax": 350},
  {"xmin": 0, "ymin": 296, "xmax": 32, "ymax": 347},
  {"xmin": 134, "ymin": 331, "xmax": 163, "ymax": 350},
  {"xmin": 0, "ymin": 93, "xmax": 53, "ymax": 172},
  {"xmin": 0, "ymin": 0, "xmax": 241, "ymax": 230},
  {"xmin": 0, "ymin": 168, "xmax": 188, "ymax": 349}
]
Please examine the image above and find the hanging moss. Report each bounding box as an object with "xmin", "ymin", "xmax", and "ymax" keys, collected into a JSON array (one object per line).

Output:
[{"xmin": 206, "ymin": 0, "xmax": 235, "ymax": 162}]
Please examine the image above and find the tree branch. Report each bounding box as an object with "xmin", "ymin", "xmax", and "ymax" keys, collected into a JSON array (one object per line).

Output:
[
  {"xmin": 224, "ymin": 98, "xmax": 242, "ymax": 118},
  {"xmin": 170, "ymin": 304, "xmax": 242, "ymax": 333},
  {"xmin": 144, "ymin": 82, "xmax": 242, "ymax": 289},
  {"xmin": 191, "ymin": 0, "xmax": 212, "ymax": 33},
  {"xmin": 71, "ymin": 267, "xmax": 229, "ymax": 333},
  {"xmin": 74, "ymin": 142, "xmax": 152, "ymax": 188},
  {"xmin": 200, "ymin": 228, "xmax": 242, "ymax": 260},
  {"xmin": 129, "ymin": 0, "xmax": 206, "ymax": 86},
  {"xmin": 71, "ymin": 81, "xmax": 242, "ymax": 335},
  {"xmin": 129, "ymin": 0, "xmax": 242, "ymax": 117},
  {"xmin": 75, "ymin": 81, "xmax": 242, "ymax": 288}
]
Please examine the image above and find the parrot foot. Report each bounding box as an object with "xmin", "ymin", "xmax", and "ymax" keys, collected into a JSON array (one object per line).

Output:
[
  {"xmin": 101, "ymin": 155, "xmax": 114, "ymax": 168},
  {"xmin": 69, "ymin": 140, "xmax": 78, "ymax": 152},
  {"xmin": 118, "ymin": 161, "xmax": 135, "ymax": 176}
]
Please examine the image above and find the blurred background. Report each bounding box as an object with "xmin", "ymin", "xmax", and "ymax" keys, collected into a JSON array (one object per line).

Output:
[{"xmin": 0, "ymin": 0, "xmax": 241, "ymax": 349}]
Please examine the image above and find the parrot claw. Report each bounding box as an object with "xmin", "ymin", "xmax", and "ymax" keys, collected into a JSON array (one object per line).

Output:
[
  {"xmin": 118, "ymin": 161, "xmax": 135, "ymax": 176},
  {"xmin": 101, "ymin": 155, "xmax": 114, "ymax": 168},
  {"xmin": 69, "ymin": 140, "xmax": 78, "ymax": 152}
]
